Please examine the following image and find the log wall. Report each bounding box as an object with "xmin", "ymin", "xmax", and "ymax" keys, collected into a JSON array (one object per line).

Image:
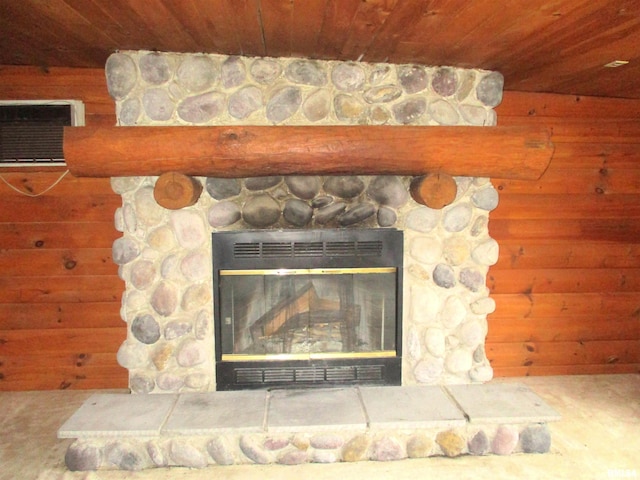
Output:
[{"xmin": 0, "ymin": 66, "xmax": 637, "ymax": 390}]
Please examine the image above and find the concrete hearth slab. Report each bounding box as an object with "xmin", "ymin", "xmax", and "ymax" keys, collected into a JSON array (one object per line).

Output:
[
  {"xmin": 163, "ymin": 390, "xmax": 267, "ymax": 435},
  {"xmin": 359, "ymin": 385, "xmax": 466, "ymax": 429},
  {"xmin": 446, "ymin": 383, "xmax": 561, "ymax": 424},
  {"xmin": 267, "ymin": 387, "xmax": 367, "ymax": 432},
  {"xmin": 58, "ymin": 393, "xmax": 177, "ymax": 438}
]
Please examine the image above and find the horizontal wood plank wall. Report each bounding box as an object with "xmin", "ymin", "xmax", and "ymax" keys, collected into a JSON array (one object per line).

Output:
[
  {"xmin": 492, "ymin": 92, "xmax": 640, "ymax": 377},
  {"xmin": 0, "ymin": 66, "xmax": 127, "ymax": 390}
]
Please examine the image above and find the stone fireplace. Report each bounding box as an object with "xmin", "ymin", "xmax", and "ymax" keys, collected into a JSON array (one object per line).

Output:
[{"xmin": 108, "ymin": 50, "xmax": 502, "ymax": 393}]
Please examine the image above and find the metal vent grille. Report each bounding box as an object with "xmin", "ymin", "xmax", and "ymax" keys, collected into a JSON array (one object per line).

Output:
[
  {"xmin": 233, "ymin": 365, "xmax": 384, "ymax": 386},
  {"xmin": 262, "ymin": 242, "xmax": 293, "ymax": 257},
  {"xmin": 233, "ymin": 243, "xmax": 261, "ymax": 258},
  {"xmin": 0, "ymin": 125, "xmax": 65, "ymax": 165},
  {"xmin": 232, "ymin": 240, "xmax": 383, "ymax": 259}
]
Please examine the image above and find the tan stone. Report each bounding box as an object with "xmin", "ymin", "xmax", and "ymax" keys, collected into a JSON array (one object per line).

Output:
[
  {"xmin": 152, "ymin": 343, "xmax": 174, "ymax": 371},
  {"xmin": 436, "ymin": 430, "xmax": 466, "ymax": 457},
  {"xmin": 341, "ymin": 434, "xmax": 370, "ymax": 462},
  {"xmin": 407, "ymin": 434, "xmax": 434, "ymax": 458}
]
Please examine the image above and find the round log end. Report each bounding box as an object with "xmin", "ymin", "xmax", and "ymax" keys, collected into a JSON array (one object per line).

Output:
[
  {"xmin": 410, "ymin": 173, "xmax": 457, "ymax": 209},
  {"xmin": 153, "ymin": 172, "xmax": 203, "ymax": 210}
]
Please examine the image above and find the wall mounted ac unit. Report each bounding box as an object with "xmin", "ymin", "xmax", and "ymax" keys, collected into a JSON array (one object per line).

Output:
[{"xmin": 0, "ymin": 100, "xmax": 85, "ymax": 167}]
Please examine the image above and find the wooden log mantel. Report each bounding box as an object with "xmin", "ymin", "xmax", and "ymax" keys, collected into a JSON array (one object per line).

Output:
[{"xmin": 63, "ymin": 125, "xmax": 554, "ymax": 181}]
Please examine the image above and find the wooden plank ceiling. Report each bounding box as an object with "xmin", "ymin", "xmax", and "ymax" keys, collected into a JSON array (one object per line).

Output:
[{"xmin": 0, "ymin": 0, "xmax": 639, "ymax": 99}]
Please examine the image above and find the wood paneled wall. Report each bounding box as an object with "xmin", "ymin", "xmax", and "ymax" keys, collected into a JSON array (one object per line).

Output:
[{"xmin": 0, "ymin": 66, "xmax": 638, "ymax": 391}]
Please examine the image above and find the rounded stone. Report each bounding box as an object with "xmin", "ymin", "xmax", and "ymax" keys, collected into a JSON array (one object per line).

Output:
[
  {"xmin": 160, "ymin": 254, "xmax": 180, "ymax": 280},
  {"xmin": 242, "ymin": 194, "xmax": 281, "ymax": 227},
  {"xmin": 164, "ymin": 321, "xmax": 192, "ymax": 341},
  {"xmin": 476, "ymin": 72, "xmax": 504, "ymax": 107},
  {"xmin": 443, "ymin": 203, "xmax": 473, "ymax": 232},
  {"xmin": 122, "ymin": 203, "xmax": 136, "ymax": 233},
  {"xmin": 310, "ymin": 434, "xmax": 344, "ymax": 450},
  {"xmin": 470, "ymin": 365, "xmax": 494, "ymax": 382},
  {"xmin": 277, "ymin": 450, "xmax": 308, "ymax": 465},
  {"xmin": 398, "ymin": 65, "xmax": 428, "ymax": 94},
  {"xmin": 492, "ymin": 425, "xmax": 519, "ymax": 455},
  {"xmin": 152, "ymin": 343, "xmax": 174, "ymax": 370},
  {"xmin": 285, "ymin": 176, "xmax": 321, "ymax": 199},
  {"xmin": 410, "ymin": 236, "xmax": 442, "ymax": 264},
  {"xmin": 440, "ymin": 296, "xmax": 467, "ymax": 328},
  {"xmin": 311, "ymin": 195, "xmax": 333, "ymax": 208},
  {"xmin": 176, "ymin": 55, "xmax": 219, "ymax": 93},
  {"xmin": 459, "ymin": 267, "xmax": 485, "ymax": 292},
  {"xmin": 195, "ymin": 310, "xmax": 210, "ymax": 340},
  {"xmin": 65, "ymin": 442, "xmax": 102, "ymax": 471},
  {"xmin": 284, "ymin": 199, "xmax": 313, "ymax": 226},
  {"xmin": 140, "ymin": 53, "xmax": 171, "ymax": 85},
  {"xmin": 111, "ymin": 176, "xmax": 143, "ymax": 194},
  {"xmin": 369, "ymin": 65, "xmax": 391, "ymax": 85},
  {"xmin": 470, "ymin": 297, "xmax": 496, "ymax": 315},
  {"xmin": 468, "ymin": 430, "xmax": 490, "ymax": 455},
  {"xmin": 117, "ymin": 342, "xmax": 148, "ymax": 369},
  {"xmin": 377, "ymin": 206, "xmax": 397, "ymax": 227},
  {"xmin": 312, "ymin": 450, "xmax": 339, "ymax": 463},
  {"xmin": 185, "ymin": 372, "xmax": 209, "ymax": 390},
  {"xmin": 177, "ymin": 91, "xmax": 225, "ymax": 124},
  {"xmin": 406, "ymin": 327, "xmax": 421, "ymax": 361},
  {"xmin": 264, "ymin": 437, "xmax": 290, "ymax": 451},
  {"xmin": 207, "ymin": 437, "xmax": 235, "ymax": 465},
  {"xmin": 443, "ymin": 237, "xmax": 470, "ymax": 266},
  {"xmin": 334, "ymin": 94, "xmax": 365, "ymax": 122},
  {"xmin": 407, "ymin": 434, "xmax": 434, "ymax": 458},
  {"xmin": 371, "ymin": 436, "xmax": 405, "ymax": 461},
  {"xmin": 170, "ymin": 440, "xmax": 208, "ymax": 468},
  {"xmin": 405, "ymin": 207, "xmax": 441, "ymax": 233},
  {"xmin": 366, "ymin": 176, "xmax": 408, "ymax": 208},
  {"xmin": 156, "ymin": 372, "xmax": 184, "ymax": 391},
  {"xmin": 392, "ymin": 98, "xmax": 426, "ymax": 124},
  {"xmin": 445, "ymin": 348, "xmax": 473, "ymax": 373},
  {"xmin": 208, "ymin": 201, "xmax": 241, "ymax": 227},
  {"xmin": 250, "ymin": 58, "xmax": 282, "ymax": 84},
  {"xmin": 424, "ymin": 328, "xmax": 446, "ymax": 357},
  {"xmin": 410, "ymin": 286, "xmax": 440, "ymax": 321},
  {"xmin": 142, "ymin": 88, "xmax": 175, "ymax": 121},
  {"xmin": 342, "ymin": 435, "xmax": 370, "ymax": 462},
  {"xmin": 151, "ymin": 282, "xmax": 178, "ymax": 316},
  {"xmin": 460, "ymin": 105, "xmax": 490, "ymax": 126},
  {"xmin": 176, "ymin": 339, "xmax": 207, "ymax": 367},
  {"xmin": 331, "ymin": 63, "xmax": 365, "ymax": 91},
  {"xmin": 456, "ymin": 70, "xmax": 476, "ymax": 101},
  {"xmin": 460, "ymin": 320, "xmax": 485, "ymax": 347},
  {"xmin": 206, "ymin": 177, "xmax": 242, "ymax": 199},
  {"xmin": 113, "ymin": 237, "xmax": 140, "ymax": 265},
  {"xmin": 429, "ymin": 99, "xmax": 460, "ymax": 125},
  {"xmin": 119, "ymin": 98, "xmax": 141, "ymax": 125},
  {"xmin": 471, "ymin": 215, "xmax": 488, "ymax": 236},
  {"xmin": 285, "ymin": 59, "xmax": 327, "ymax": 86},
  {"xmin": 267, "ymin": 86, "xmax": 302, "ymax": 123},
  {"xmin": 130, "ymin": 260, "xmax": 156, "ymax": 290},
  {"xmin": 370, "ymin": 106, "xmax": 391, "ymax": 124},
  {"xmin": 521, "ymin": 424, "xmax": 551, "ymax": 453},
  {"xmin": 228, "ymin": 85, "xmax": 262, "ymax": 119},
  {"xmin": 302, "ymin": 89, "xmax": 331, "ymax": 122},
  {"xmin": 105, "ymin": 53, "xmax": 137, "ymax": 99},
  {"xmin": 130, "ymin": 374, "xmax": 155, "ymax": 394},
  {"xmin": 245, "ymin": 176, "xmax": 282, "ymax": 191},
  {"xmin": 433, "ymin": 264, "xmax": 456, "ymax": 288},
  {"xmin": 323, "ymin": 176, "xmax": 365, "ymax": 199},
  {"xmin": 240, "ymin": 435, "xmax": 271, "ymax": 464},
  {"xmin": 338, "ymin": 202, "xmax": 376, "ymax": 226},
  {"xmin": 314, "ymin": 202, "xmax": 346, "ymax": 224},
  {"xmin": 131, "ymin": 314, "xmax": 161, "ymax": 345},
  {"xmin": 472, "ymin": 186, "xmax": 499, "ymax": 211},
  {"xmin": 135, "ymin": 186, "xmax": 165, "ymax": 225},
  {"xmin": 472, "ymin": 238, "xmax": 500, "ymax": 265},
  {"xmin": 147, "ymin": 441, "xmax": 168, "ymax": 467},
  {"xmin": 181, "ymin": 283, "xmax": 211, "ymax": 310},
  {"xmin": 363, "ymin": 85, "xmax": 402, "ymax": 104},
  {"xmin": 105, "ymin": 442, "xmax": 145, "ymax": 471},
  {"xmin": 221, "ymin": 56, "xmax": 246, "ymax": 88},
  {"xmin": 170, "ymin": 210, "xmax": 207, "ymax": 249},
  {"xmin": 413, "ymin": 357, "xmax": 444, "ymax": 383},
  {"xmin": 432, "ymin": 68, "xmax": 458, "ymax": 97},
  {"xmin": 436, "ymin": 430, "xmax": 466, "ymax": 457}
]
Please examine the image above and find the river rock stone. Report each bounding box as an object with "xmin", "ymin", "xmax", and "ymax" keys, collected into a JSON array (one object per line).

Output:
[
  {"xmin": 146, "ymin": 441, "xmax": 168, "ymax": 467},
  {"xmin": 119, "ymin": 98, "xmax": 141, "ymax": 125},
  {"xmin": 140, "ymin": 52, "xmax": 171, "ymax": 85},
  {"xmin": 468, "ymin": 430, "xmax": 490, "ymax": 455},
  {"xmin": 443, "ymin": 237, "xmax": 470, "ymax": 266},
  {"xmin": 443, "ymin": 203, "xmax": 472, "ymax": 232},
  {"xmin": 164, "ymin": 321, "xmax": 192, "ymax": 341},
  {"xmin": 440, "ymin": 296, "xmax": 467, "ymax": 328},
  {"xmin": 472, "ymin": 238, "xmax": 499, "ymax": 265},
  {"xmin": 156, "ymin": 372, "xmax": 184, "ymax": 391},
  {"xmin": 277, "ymin": 450, "xmax": 308, "ymax": 465},
  {"xmin": 240, "ymin": 435, "xmax": 271, "ymax": 464},
  {"xmin": 221, "ymin": 56, "xmax": 246, "ymax": 88},
  {"xmin": 302, "ymin": 89, "xmax": 331, "ymax": 121},
  {"xmin": 117, "ymin": 342, "xmax": 148, "ymax": 369},
  {"xmin": 342, "ymin": 435, "xmax": 370, "ymax": 462},
  {"xmin": 206, "ymin": 177, "xmax": 241, "ymax": 199},
  {"xmin": 392, "ymin": 97, "xmax": 426, "ymax": 124},
  {"xmin": 410, "ymin": 236, "xmax": 442, "ymax": 264},
  {"xmin": 106, "ymin": 53, "xmax": 137, "ymax": 99},
  {"xmin": 130, "ymin": 260, "xmax": 156, "ymax": 290},
  {"xmin": 492, "ymin": 425, "xmax": 519, "ymax": 455},
  {"xmin": 436, "ymin": 430, "xmax": 465, "ymax": 457},
  {"xmin": 245, "ymin": 176, "xmax": 282, "ymax": 190},
  {"xmin": 407, "ymin": 434, "xmax": 434, "ymax": 458},
  {"xmin": 429, "ymin": 99, "xmax": 460, "ymax": 125},
  {"xmin": 338, "ymin": 202, "xmax": 376, "ymax": 226},
  {"xmin": 266, "ymin": 86, "xmax": 302, "ymax": 123},
  {"xmin": 315, "ymin": 202, "xmax": 346, "ymax": 224},
  {"xmin": 424, "ymin": 328, "xmax": 446, "ymax": 357},
  {"xmin": 460, "ymin": 320, "xmax": 485, "ymax": 347},
  {"xmin": 457, "ymin": 70, "xmax": 476, "ymax": 101},
  {"xmin": 195, "ymin": 310, "xmax": 210, "ymax": 340},
  {"xmin": 476, "ymin": 72, "xmax": 504, "ymax": 107},
  {"xmin": 208, "ymin": 201, "xmax": 241, "ymax": 227},
  {"xmin": 310, "ymin": 434, "xmax": 344, "ymax": 450},
  {"xmin": 366, "ymin": 176, "xmax": 408, "ymax": 207},
  {"xmin": 521, "ymin": 424, "xmax": 551, "ymax": 453},
  {"xmin": 472, "ymin": 186, "xmax": 499, "ymax": 211},
  {"xmin": 405, "ymin": 207, "xmax": 441, "ymax": 233},
  {"xmin": 284, "ymin": 199, "xmax": 313, "ymax": 226},
  {"xmin": 331, "ymin": 63, "xmax": 365, "ymax": 91},
  {"xmin": 445, "ymin": 348, "xmax": 473, "ymax": 373},
  {"xmin": 311, "ymin": 195, "xmax": 333, "ymax": 208},
  {"xmin": 130, "ymin": 374, "xmax": 155, "ymax": 393},
  {"xmin": 323, "ymin": 176, "xmax": 365, "ymax": 198},
  {"xmin": 371, "ymin": 436, "xmax": 405, "ymax": 461},
  {"xmin": 142, "ymin": 88, "xmax": 174, "ymax": 121},
  {"xmin": 264, "ymin": 437, "xmax": 290, "ymax": 451},
  {"xmin": 152, "ymin": 343, "xmax": 173, "ymax": 370},
  {"xmin": 242, "ymin": 194, "xmax": 281, "ymax": 227},
  {"xmin": 432, "ymin": 68, "xmax": 458, "ymax": 97},
  {"xmin": 370, "ymin": 65, "xmax": 391, "ymax": 85},
  {"xmin": 65, "ymin": 442, "xmax": 102, "ymax": 471},
  {"xmin": 460, "ymin": 105, "xmax": 489, "ymax": 125},
  {"xmin": 151, "ymin": 282, "xmax": 178, "ymax": 316},
  {"xmin": 377, "ymin": 206, "xmax": 397, "ymax": 227},
  {"xmin": 398, "ymin": 65, "xmax": 428, "ymax": 94},
  {"xmin": 363, "ymin": 85, "xmax": 402, "ymax": 104},
  {"xmin": 185, "ymin": 371, "xmax": 209, "ymax": 389},
  {"xmin": 460, "ymin": 267, "xmax": 485, "ymax": 292},
  {"xmin": 285, "ymin": 59, "xmax": 327, "ymax": 86},
  {"xmin": 180, "ymin": 250, "xmax": 209, "ymax": 281},
  {"xmin": 285, "ymin": 176, "xmax": 321, "ymax": 199},
  {"xmin": 176, "ymin": 55, "xmax": 218, "ymax": 93},
  {"xmin": 334, "ymin": 94, "xmax": 365, "ymax": 122},
  {"xmin": 370, "ymin": 105, "xmax": 391, "ymax": 124},
  {"xmin": 470, "ymin": 297, "xmax": 496, "ymax": 315},
  {"xmin": 433, "ymin": 264, "xmax": 456, "ymax": 288},
  {"xmin": 471, "ymin": 215, "xmax": 488, "ymax": 236},
  {"xmin": 160, "ymin": 254, "xmax": 179, "ymax": 280},
  {"xmin": 250, "ymin": 58, "xmax": 282, "ymax": 84},
  {"xmin": 136, "ymin": 186, "xmax": 165, "ymax": 226},
  {"xmin": 111, "ymin": 176, "xmax": 142, "ymax": 194},
  {"xmin": 312, "ymin": 450, "xmax": 339, "ymax": 463},
  {"xmin": 470, "ymin": 365, "xmax": 494, "ymax": 382},
  {"xmin": 170, "ymin": 210, "xmax": 207, "ymax": 249},
  {"xmin": 413, "ymin": 356, "xmax": 444, "ymax": 383},
  {"xmin": 113, "ymin": 237, "xmax": 140, "ymax": 265},
  {"xmin": 178, "ymin": 91, "xmax": 225, "ymax": 123},
  {"xmin": 181, "ymin": 283, "xmax": 211, "ymax": 310},
  {"xmin": 228, "ymin": 85, "xmax": 262, "ymax": 119},
  {"xmin": 170, "ymin": 440, "xmax": 208, "ymax": 468},
  {"xmin": 131, "ymin": 314, "xmax": 161, "ymax": 345},
  {"xmin": 176, "ymin": 339, "xmax": 206, "ymax": 367},
  {"xmin": 105, "ymin": 442, "xmax": 144, "ymax": 471},
  {"xmin": 207, "ymin": 437, "xmax": 235, "ymax": 465}
]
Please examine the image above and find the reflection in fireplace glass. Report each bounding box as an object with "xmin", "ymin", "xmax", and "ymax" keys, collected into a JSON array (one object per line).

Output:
[{"xmin": 219, "ymin": 268, "xmax": 397, "ymax": 360}]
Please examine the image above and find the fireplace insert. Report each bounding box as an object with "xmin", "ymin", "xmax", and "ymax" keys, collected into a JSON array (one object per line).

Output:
[{"xmin": 212, "ymin": 228, "xmax": 403, "ymax": 390}]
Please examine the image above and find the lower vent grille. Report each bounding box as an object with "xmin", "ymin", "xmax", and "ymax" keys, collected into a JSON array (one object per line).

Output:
[{"xmin": 234, "ymin": 365, "xmax": 384, "ymax": 385}]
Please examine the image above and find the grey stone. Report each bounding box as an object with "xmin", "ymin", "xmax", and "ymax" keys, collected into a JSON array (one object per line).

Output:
[
  {"xmin": 105, "ymin": 442, "xmax": 144, "ymax": 471},
  {"xmin": 472, "ymin": 186, "xmax": 499, "ymax": 211},
  {"xmin": 177, "ymin": 91, "xmax": 225, "ymax": 123},
  {"xmin": 398, "ymin": 65, "xmax": 428, "ymax": 94},
  {"xmin": 164, "ymin": 321, "xmax": 192, "ymax": 340},
  {"xmin": 302, "ymin": 89, "xmax": 331, "ymax": 122},
  {"xmin": 240, "ymin": 435, "xmax": 271, "ymax": 464},
  {"xmin": 208, "ymin": 201, "xmax": 241, "ymax": 227},
  {"xmin": 229, "ymin": 85, "xmax": 262, "ymax": 119},
  {"xmin": 377, "ymin": 206, "xmax": 397, "ymax": 227},
  {"xmin": 277, "ymin": 450, "xmax": 308, "ymax": 465},
  {"xmin": 113, "ymin": 237, "xmax": 140, "ymax": 265},
  {"xmin": 457, "ymin": 70, "xmax": 476, "ymax": 101},
  {"xmin": 176, "ymin": 55, "xmax": 219, "ymax": 93},
  {"xmin": 311, "ymin": 195, "xmax": 333, "ymax": 208},
  {"xmin": 285, "ymin": 59, "xmax": 327, "ymax": 86},
  {"xmin": 267, "ymin": 86, "xmax": 302, "ymax": 123},
  {"xmin": 405, "ymin": 207, "xmax": 440, "ymax": 233},
  {"xmin": 65, "ymin": 442, "xmax": 101, "ymax": 471},
  {"xmin": 250, "ymin": 58, "xmax": 282, "ymax": 84},
  {"xmin": 407, "ymin": 434, "xmax": 434, "ymax": 458},
  {"xmin": 207, "ymin": 437, "xmax": 235, "ymax": 465},
  {"xmin": 283, "ymin": 199, "xmax": 313, "ymax": 226},
  {"xmin": 443, "ymin": 203, "xmax": 473, "ymax": 232},
  {"xmin": 122, "ymin": 203, "xmax": 136, "ymax": 233},
  {"xmin": 432, "ymin": 68, "xmax": 458, "ymax": 97},
  {"xmin": 119, "ymin": 98, "xmax": 141, "ymax": 125},
  {"xmin": 285, "ymin": 176, "xmax": 321, "ymax": 199},
  {"xmin": 369, "ymin": 65, "xmax": 391, "ymax": 85},
  {"xmin": 176, "ymin": 339, "xmax": 207, "ymax": 367},
  {"xmin": 476, "ymin": 72, "xmax": 504, "ymax": 107},
  {"xmin": 468, "ymin": 430, "xmax": 490, "ymax": 455},
  {"xmin": 392, "ymin": 97, "xmax": 426, "ymax": 124},
  {"xmin": 371, "ymin": 436, "xmax": 405, "ymax": 461},
  {"xmin": 366, "ymin": 176, "xmax": 409, "ymax": 207},
  {"xmin": 142, "ymin": 88, "xmax": 174, "ymax": 121},
  {"xmin": 245, "ymin": 176, "xmax": 282, "ymax": 190},
  {"xmin": 170, "ymin": 210, "xmax": 207, "ymax": 249},
  {"xmin": 433, "ymin": 264, "xmax": 456, "ymax": 288},
  {"xmin": 131, "ymin": 314, "xmax": 161, "ymax": 344},
  {"xmin": 194, "ymin": 310, "xmax": 210, "ymax": 340},
  {"xmin": 323, "ymin": 176, "xmax": 365, "ymax": 198},
  {"xmin": 363, "ymin": 85, "xmax": 402, "ymax": 104},
  {"xmin": 334, "ymin": 94, "xmax": 365, "ymax": 122},
  {"xmin": 459, "ymin": 268, "xmax": 485, "ymax": 292},
  {"xmin": 147, "ymin": 440, "xmax": 168, "ymax": 467},
  {"xmin": 106, "ymin": 53, "xmax": 137, "ymax": 99},
  {"xmin": 206, "ymin": 177, "xmax": 242, "ymax": 199},
  {"xmin": 156, "ymin": 372, "xmax": 184, "ymax": 391},
  {"xmin": 429, "ymin": 99, "xmax": 460, "ymax": 125},
  {"xmin": 140, "ymin": 53, "xmax": 171, "ymax": 85},
  {"xmin": 221, "ymin": 56, "xmax": 246, "ymax": 88},
  {"xmin": 331, "ymin": 63, "xmax": 365, "ymax": 91},
  {"xmin": 521, "ymin": 424, "xmax": 551, "ymax": 453},
  {"xmin": 460, "ymin": 104, "xmax": 490, "ymax": 125},
  {"xmin": 491, "ymin": 425, "xmax": 518, "ymax": 455},
  {"xmin": 151, "ymin": 282, "xmax": 178, "ymax": 317},
  {"xmin": 338, "ymin": 202, "xmax": 376, "ymax": 226},
  {"xmin": 130, "ymin": 261, "xmax": 155, "ymax": 290},
  {"xmin": 242, "ymin": 194, "xmax": 281, "ymax": 227},
  {"xmin": 130, "ymin": 374, "xmax": 155, "ymax": 394},
  {"xmin": 413, "ymin": 357, "xmax": 444, "ymax": 383},
  {"xmin": 310, "ymin": 434, "xmax": 344, "ymax": 450},
  {"xmin": 170, "ymin": 440, "xmax": 208, "ymax": 468},
  {"xmin": 471, "ymin": 215, "xmax": 488, "ymax": 236}
]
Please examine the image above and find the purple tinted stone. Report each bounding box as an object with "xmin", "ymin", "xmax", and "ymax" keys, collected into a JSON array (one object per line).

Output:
[
  {"xmin": 468, "ymin": 430, "xmax": 490, "ymax": 455},
  {"xmin": 266, "ymin": 86, "xmax": 302, "ymax": 123},
  {"xmin": 285, "ymin": 59, "xmax": 327, "ymax": 86},
  {"xmin": 178, "ymin": 92, "xmax": 225, "ymax": 124},
  {"xmin": 398, "ymin": 65, "xmax": 428, "ymax": 94},
  {"xmin": 432, "ymin": 68, "xmax": 458, "ymax": 97},
  {"xmin": 392, "ymin": 98, "xmax": 426, "ymax": 124},
  {"xmin": 476, "ymin": 72, "xmax": 504, "ymax": 107},
  {"xmin": 140, "ymin": 53, "xmax": 171, "ymax": 85},
  {"xmin": 131, "ymin": 314, "xmax": 161, "ymax": 345},
  {"xmin": 492, "ymin": 425, "xmax": 519, "ymax": 455},
  {"xmin": 433, "ymin": 264, "xmax": 456, "ymax": 289},
  {"xmin": 221, "ymin": 56, "xmax": 246, "ymax": 88}
]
